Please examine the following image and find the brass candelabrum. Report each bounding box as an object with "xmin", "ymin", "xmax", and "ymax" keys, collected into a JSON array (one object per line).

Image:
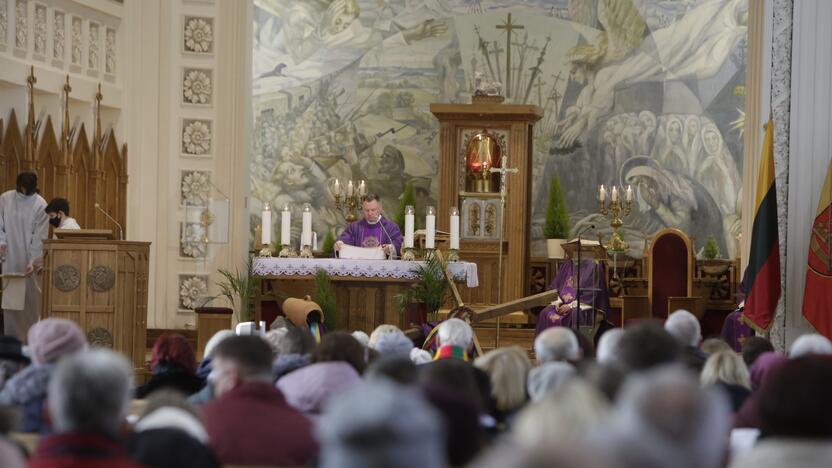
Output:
[
  {"xmin": 331, "ymin": 179, "xmax": 366, "ymax": 222},
  {"xmin": 599, "ymin": 187, "xmax": 633, "ymax": 253}
]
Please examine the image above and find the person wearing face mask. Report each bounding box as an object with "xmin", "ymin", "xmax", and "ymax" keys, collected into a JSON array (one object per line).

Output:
[
  {"xmin": 334, "ymin": 194, "xmax": 402, "ymax": 258},
  {"xmin": 0, "ymin": 172, "xmax": 49, "ymax": 339},
  {"xmin": 44, "ymin": 197, "xmax": 81, "ymax": 236}
]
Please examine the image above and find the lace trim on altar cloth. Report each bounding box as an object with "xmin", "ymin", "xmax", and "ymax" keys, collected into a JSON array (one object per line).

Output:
[{"xmin": 252, "ymin": 258, "xmax": 479, "ymax": 288}]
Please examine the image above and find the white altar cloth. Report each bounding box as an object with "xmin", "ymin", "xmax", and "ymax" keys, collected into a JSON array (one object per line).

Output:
[{"xmin": 252, "ymin": 258, "xmax": 479, "ymax": 288}]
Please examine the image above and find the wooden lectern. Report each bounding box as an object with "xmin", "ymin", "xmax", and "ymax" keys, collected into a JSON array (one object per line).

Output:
[{"xmin": 41, "ymin": 230, "xmax": 150, "ymax": 372}]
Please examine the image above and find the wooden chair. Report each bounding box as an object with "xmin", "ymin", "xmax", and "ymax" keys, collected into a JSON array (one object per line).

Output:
[{"xmin": 620, "ymin": 229, "xmax": 703, "ymax": 324}]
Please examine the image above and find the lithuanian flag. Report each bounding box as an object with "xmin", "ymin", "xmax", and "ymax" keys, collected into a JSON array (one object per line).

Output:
[
  {"xmin": 741, "ymin": 119, "xmax": 781, "ymax": 332},
  {"xmin": 803, "ymin": 156, "xmax": 832, "ymax": 338}
]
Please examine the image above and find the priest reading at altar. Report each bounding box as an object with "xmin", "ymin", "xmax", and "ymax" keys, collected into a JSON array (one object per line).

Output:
[{"xmin": 334, "ymin": 194, "xmax": 403, "ymax": 258}]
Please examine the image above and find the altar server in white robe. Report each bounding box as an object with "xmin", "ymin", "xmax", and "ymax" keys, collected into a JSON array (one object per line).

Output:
[{"xmin": 0, "ymin": 172, "xmax": 49, "ymax": 339}]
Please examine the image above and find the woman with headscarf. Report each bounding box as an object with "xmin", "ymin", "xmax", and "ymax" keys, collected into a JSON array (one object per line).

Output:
[
  {"xmin": 136, "ymin": 334, "xmax": 204, "ymax": 399},
  {"xmin": 0, "ymin": 318, "xmax": 87, "ymax": 432}
]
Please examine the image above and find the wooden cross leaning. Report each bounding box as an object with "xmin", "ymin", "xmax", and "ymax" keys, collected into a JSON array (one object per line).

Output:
[{"xmin": 435, "ymin": 250, "xmax": 557, "ymax": 357}]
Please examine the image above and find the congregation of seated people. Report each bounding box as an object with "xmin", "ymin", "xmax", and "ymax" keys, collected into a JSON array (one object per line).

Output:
[{"xmin": 0, "ymin": 309, "xmax": 831, "ymax": 468}]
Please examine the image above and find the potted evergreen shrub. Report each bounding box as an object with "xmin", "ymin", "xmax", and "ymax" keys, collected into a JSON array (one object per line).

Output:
[
  {"xmin": 544, "ymin": 176, "xmax": 570, "ymax": 259},
  {"xmin": 216, "ymin": 256, "xmax": 259, "ymax": 324}
]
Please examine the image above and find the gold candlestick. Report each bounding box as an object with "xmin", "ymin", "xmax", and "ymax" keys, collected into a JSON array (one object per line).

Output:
[{"xmin": 599, "ymin": 188, "xmax": 633, "ymax": 253}]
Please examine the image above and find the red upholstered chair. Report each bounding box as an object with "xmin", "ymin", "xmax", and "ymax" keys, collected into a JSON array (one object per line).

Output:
[
  {"xmin": 647, "ymin": 229, "xmax": 701, "ymax": 319},
  {"xmin": 619, "ymin": 229, "xmax": 702, "ymax": 325}
]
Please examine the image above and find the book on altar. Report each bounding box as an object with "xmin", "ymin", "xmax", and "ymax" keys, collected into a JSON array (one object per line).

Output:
[{"xmin": 338, "ymin": 244, "xmax": 387, "ymax": 260}]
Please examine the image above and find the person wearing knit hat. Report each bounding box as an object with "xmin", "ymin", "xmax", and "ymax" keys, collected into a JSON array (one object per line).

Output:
[{"xmin": 0, "ymin": 318, "xmax": 87, "ymax": 432}]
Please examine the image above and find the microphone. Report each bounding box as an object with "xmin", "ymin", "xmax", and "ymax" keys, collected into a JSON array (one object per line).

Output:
[
  {"xmin": 376, "ymin": 214, "xmax": 397, "ymax": 260},
  {"xmin": 575, "ymin": 223, "xmax": 596, "ymax": 238},
  {"xmin": 94, "ymin": 203, "xmax": 124, "ymax": 240}
]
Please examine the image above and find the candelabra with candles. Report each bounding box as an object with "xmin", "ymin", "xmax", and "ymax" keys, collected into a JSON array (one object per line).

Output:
[
  {"xmin": 598, "ymin": 185, "xmax": 633, "ymax": 253},
  {"xmin": 330, "ymin": 179, "xmax": 367, "ymax": 222}
]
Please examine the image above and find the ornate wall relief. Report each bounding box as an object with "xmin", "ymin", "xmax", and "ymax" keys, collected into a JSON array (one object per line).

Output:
[
  {"xmin": 183, "ymin": 16, "xmax": 213, "ymax": 54},
  {"xmin": 0, "ymin": 0, "xmax": 7, "ymax": 46},
  {"xmin": 180, "ymin": 223, "xmax": 208, "ymax": 258},
  {"xmin": 182, "ymin": 67, "xmax": 212, "ymax": 105},
  {"xmin": 181, "ymin": 170, "xmax": 211, "ymax": 206},
  {"xmin": 178, "ymin": 274, "xmax": 209, "ymax": 310},
  {"xmin": 105, "ymin": 27, "xmax": 115, "ymax": 74},
  {"xmin": 88, "ymin": 21, "xmax": 99, "ymax": 70},
  {"xmin": 181, "ymin": 119, "xmax": 212, "ymax": 156},
  {"xmin": 70, "ymin": 15, "xmax": 81, "ymax": 66},
  {"xmin": 32, "ymin": 2, "xmax": 44, "ymax": 56},
  {"xmin": 52, "ymin": 10, "xmax": 64, "ymax": 61},
  {"xmin": 14, "ymin": 0, "xmax": 26, "ymax": 50}
]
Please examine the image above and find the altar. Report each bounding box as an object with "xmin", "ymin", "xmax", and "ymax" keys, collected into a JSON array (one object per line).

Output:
[{"xmin": 252, "ymin": 258, "xmax": 479, "ymax": 333}]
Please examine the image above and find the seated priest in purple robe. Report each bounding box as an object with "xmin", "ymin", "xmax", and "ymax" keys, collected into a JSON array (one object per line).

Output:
[
  {"xmin": 535, "ymin": 259, "xmax": 610, "ymax": 337},
  {"xmin": 721, "ymin": 302, "xmax": 754, "ymax": 352},
  {"xmin": 335, "ymin": 194, "xmax": 403, "ymax": 258}
]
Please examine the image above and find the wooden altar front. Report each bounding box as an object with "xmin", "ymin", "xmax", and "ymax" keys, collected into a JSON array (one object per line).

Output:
[{"xmin": 252, "ymin": 259, "xmax": 478, "ymax": 334}]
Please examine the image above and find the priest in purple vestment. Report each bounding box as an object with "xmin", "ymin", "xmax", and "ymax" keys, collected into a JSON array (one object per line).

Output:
[
  {"xmin": 335, "ymin": 194, "xmax": 403, "ymax": 258},
  {"xmin": 535, "ymin": 259, "xmax": 610, "ymax": 337}
]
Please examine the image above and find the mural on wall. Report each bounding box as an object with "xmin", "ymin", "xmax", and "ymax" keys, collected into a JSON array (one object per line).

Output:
[{"xmin": 251, "ymin": 0, "xmax": 747, "ymax": 257}]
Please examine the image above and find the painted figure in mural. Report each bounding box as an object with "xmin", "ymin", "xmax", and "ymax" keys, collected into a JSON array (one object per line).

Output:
[
  {"xmin": 335, "ymin": 194, "xmax": 403, "ymax": 257},
  {"xmin": 622, "ymin": 156, "xmax": 727, "ymax": 255},
  {"xmin": 554, "ymin": 0, "xmax": 747, "ymax": 149}
]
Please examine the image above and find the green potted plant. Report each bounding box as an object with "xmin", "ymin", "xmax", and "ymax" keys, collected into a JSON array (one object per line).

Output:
[
  {"xmin": 394, "ymin": 254, "xmax": 450, "ymax": 324},
  {"xmin": 313, "ymin": 268, "xmax": 337, "ymax": 330},
  {"xmin": 703, "ymin": 235, "xmax": 721, "ymax": 260},
  {"xmin": 321, "ymin": 229, "xmax": 337, "ymax": 258},
  {"xmin": 216, "ymin": 256, "xmax": 259, "ymax": 324},
  {"xmin": 394, "ymin": 182, "xmax": 416, "ymax": 232},
  {"xmin": 544, "ymin": 176, "xmax": 571, "ymax": 259}
]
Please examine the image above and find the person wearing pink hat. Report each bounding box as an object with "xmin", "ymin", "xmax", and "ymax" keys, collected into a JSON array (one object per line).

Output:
[{"xmin": 0, "ymin": 318, "xmax": 87, "ymax": 432}]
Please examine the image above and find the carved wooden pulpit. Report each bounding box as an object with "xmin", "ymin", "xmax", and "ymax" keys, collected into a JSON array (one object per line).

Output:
[
  {"xmin": 41, "ymin": 231, "xmax": 150, "ymax": 372},
  {"xmin": 430, "ymin": 103, "xmax": 543, "ymax": 306}
]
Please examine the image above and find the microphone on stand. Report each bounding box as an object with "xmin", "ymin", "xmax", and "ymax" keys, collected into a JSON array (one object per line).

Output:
[
  {"xmin": 377, "ymin": 214, "xmax": 397, "ymax": 260},
  {"xmin": 94, "ymin": 203, "xmax": 124, "ymax": 240}
]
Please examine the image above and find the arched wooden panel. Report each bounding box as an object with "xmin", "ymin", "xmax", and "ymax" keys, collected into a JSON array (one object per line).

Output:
[
  {"xmin": 70, "ymin": 125, "xmax": 92, "ymax": 227},
  {"xmin": 36, "ymin": 116, "xmax": 60, "ymax": 202},
  {"xmin": 3, "ymin": 110, "xmax": 25, "ymax": 191}
]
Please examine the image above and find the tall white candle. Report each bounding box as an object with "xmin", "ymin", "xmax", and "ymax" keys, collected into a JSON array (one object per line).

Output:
[
  {"xmin": 302, "ymin": 204, "xmax": 312, "ymax": 246},
  {"xmin": 404, "ymin": 205, "xmax": 415, "ymax": 249},
  {"xmin": 313, "ymin": 232, "xmax": 318, "ymax": 251},
  {"xmin": 450, "ymin": 207, "xmax": 460, "ymax": 250},
  {"xmin": 333, "ymin": 179, "xmax": 341, "ymax": 196},
  {"xmin": 425, "ymin": 206, "xmax": 436, "ymax": 249},
  {"xmin": 599, "ymin": 185, "xmax": 606, "ymax": 202},
  {"xmin": 358, "ymin": 180, "xmax": 366, "ymax": 196},
  {"xmin": 347, "ymin": 180, "xmax": 354, "ymax": 197},
  {"xmin": 611, "ymin": 186, "xmax": 618, "ymax": 202},
  {"xmin": 626, "ymin": 185, "xmax": 632, "ymax": 202},
  {"xmin": 280, "ymin": 205, "xmax": 291, "ymax": 245},
  {"xmin": 261, "ymin": 203, "xmax": 272, "ymax": 246}
]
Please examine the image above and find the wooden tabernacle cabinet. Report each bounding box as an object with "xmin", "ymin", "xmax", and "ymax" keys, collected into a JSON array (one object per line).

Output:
[
  {"xmin": 430, "ymin": 103, "xmax": 543, "ymax": 305},
  {"xmin": 41, "ymin": 237, "xmax": 150, "ymax": 372}
]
